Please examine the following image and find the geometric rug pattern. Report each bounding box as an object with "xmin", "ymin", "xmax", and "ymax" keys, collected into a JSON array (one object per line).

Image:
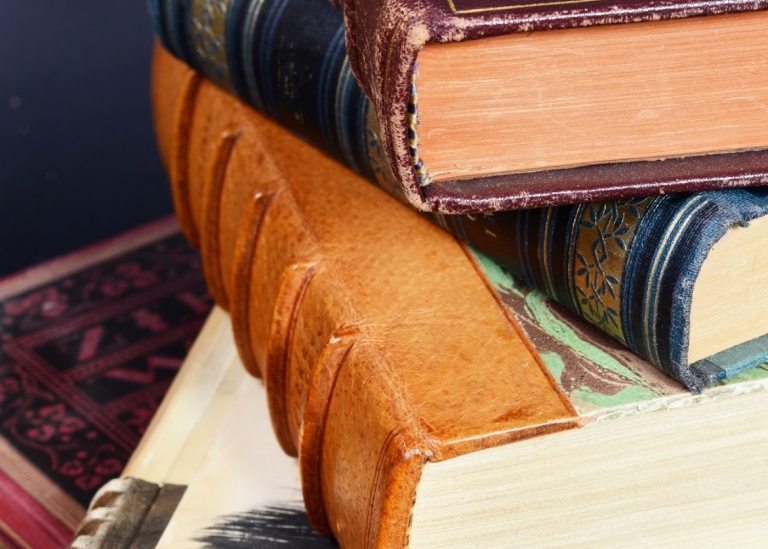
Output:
[{"xmin": 0, "ymin": 218, "xmax": 211, "ymax": 548}]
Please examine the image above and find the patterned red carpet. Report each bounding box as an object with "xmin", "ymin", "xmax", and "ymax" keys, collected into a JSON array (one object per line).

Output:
[{"xmin": 0, "ymin": 218, "xmax": 212, "ymax": 548}]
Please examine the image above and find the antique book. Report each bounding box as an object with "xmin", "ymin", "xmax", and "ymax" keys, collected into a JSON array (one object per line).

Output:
[
  {"xmin": 147, "ymin": 0, "xmax": 768, "ymax": 213},
  {"xmin": 334, "ymin": 0, "xmax": 768, "ymax": 212},
  {"xmin": 71, "ymin": 309, "xmax": 768, "ymax": 548},
  {"xmin": 147, "ymin": 46, "xmax": 768, "ymax": 547},
  {"xmin": 152, "ymin": 44, "xmax": 579, "ymax": 548},
  {"xmin": 152, "ymin": 44, "xmax": 768, "ymax": 392}
]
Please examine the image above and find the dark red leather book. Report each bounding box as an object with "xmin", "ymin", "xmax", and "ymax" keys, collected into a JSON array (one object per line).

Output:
[{"xmin": 334, "ymin": 0, "xmax": 768, "ymax": 212}]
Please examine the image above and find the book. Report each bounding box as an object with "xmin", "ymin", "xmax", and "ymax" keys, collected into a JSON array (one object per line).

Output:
[
  {"xmin": 71, "ymin": 309, "xmax": 768, "ymax": 548},
  {"xmin": 152, "ymin": 47, "xmax": 579, "ymax": 547},
  {"xmin": 152, "ymin": 43, "xmax": 768, "ymax": 392},
  {"xmin": 147, "ymin": 47, "xmax": 768, "ymax": 547},
  {"xmin": 147, "ymin": 0, "xmax": 768, "ymax": 213},
  {"xmin": 334, "ymin": 0, "xmax": 768, "ymax": 212}
]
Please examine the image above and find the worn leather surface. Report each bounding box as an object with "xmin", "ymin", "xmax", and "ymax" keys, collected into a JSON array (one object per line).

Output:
[
  {"xmin": 152, "ymin": 44, "xmax": 580, "ymax": 548},
  {"xmin": 151, "ymin": 50, "xmax": 202, "ymax": 245},
  {"xmin": 335, "ymin": 0, "xmax": 768, "ymax": 212}
]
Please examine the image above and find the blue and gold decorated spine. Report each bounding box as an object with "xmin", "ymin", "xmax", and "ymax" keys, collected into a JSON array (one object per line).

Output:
[
  {"xmin": 149, "ymin": 0, "xmax": 395, "ymax": 193},
  {"xmin": 449, "ymin": 191, "xmax": 768, "ymax": 390},
  {"xmin": 147, "ymin": 0, "xmax": 768, "ymax": 391}
]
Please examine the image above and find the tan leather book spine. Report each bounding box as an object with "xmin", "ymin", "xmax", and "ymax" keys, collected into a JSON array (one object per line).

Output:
[{"xmin": 151, "ymin": 43, "xmax": 580, "ymax": 548}]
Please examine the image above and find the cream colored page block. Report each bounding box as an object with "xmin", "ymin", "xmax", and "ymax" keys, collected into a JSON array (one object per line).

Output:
[
  {"xmin": 417, "ymin": 11, "xmax": 768, "ymax": 180},
  {"xmin": 411, "ymin": 389, "xmax": 768, "ymax": 548},
  {"xmin": 154, "ymin": 361, "xmax": 302, "ymax": 548},
  {"xmin": 689, "ymin": 215, "xmax": 768, "ymax": 362},
  {"xmin": 162, "ymin": 359, "xmax": 249, "ymax": 485},
  {"xmin": 123, "ymin": 307, "xmax": 240, "ymax": 483}
]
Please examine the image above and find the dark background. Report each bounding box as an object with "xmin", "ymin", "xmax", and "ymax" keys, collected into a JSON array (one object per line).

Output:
[{"xmin": 0, "ymin": 1, "xmax": 173, "ymax": 278}]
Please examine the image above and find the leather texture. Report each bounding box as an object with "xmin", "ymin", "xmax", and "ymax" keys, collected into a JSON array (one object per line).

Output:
[{"xmin": 152, "ymin": 45, "xmax": 580, "ymax": 548}]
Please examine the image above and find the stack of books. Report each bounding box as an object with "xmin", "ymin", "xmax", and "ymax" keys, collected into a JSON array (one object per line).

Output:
[{"xmin": 143, "ymin": 0, "xmax": 768, "ymax": 545}]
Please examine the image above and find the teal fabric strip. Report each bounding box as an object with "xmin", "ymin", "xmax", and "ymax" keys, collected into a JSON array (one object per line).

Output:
[{"xmin": 691, "ymin": 333, "xmax": 768, "ymax": 385}]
